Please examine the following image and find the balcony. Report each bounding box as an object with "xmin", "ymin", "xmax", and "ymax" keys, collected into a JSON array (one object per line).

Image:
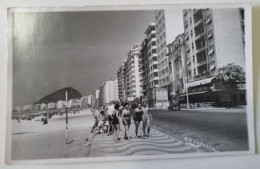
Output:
[
  {"xmin": 195, "ymin": 32, "xmax": 205, "ymax": 41},
  {"xmin": 196, "ymin": 60, "xmax": 207, "ymax": 67},
  {"xmin": 152, "ymin": 60, "xmax": 158, "ymax": 65}
]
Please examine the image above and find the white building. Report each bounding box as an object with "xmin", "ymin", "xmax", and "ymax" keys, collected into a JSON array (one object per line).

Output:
[
  {"xmin": 95, "ymin": 90, "xmax": 100, "ymax": 100},
  {"xmin": 68, "ymin": 99, "xmax": 75, "ymax": 108},
  {"xmin": 80, "ymin": 96, "xmax": 88, "ymax": 107},
  {"xmin": 47, "ymin": 102, "xmax": 56, "ymax": 110},
  {"xmin": 15, "ymin": 105, "xmax": 33, "ymax": 112},
  {"xmin": 87, "ymin": 95, "xmax": 92, "ymax": 106},
  {"xmin": 103, "ymin": 79, "xmax": 119, "ymax": 104},
  {"xmin": 155, "ymin": 10, "xmax": 180, "ymax": 89},
  {"xmin": 56, "ymin": 100, "xmax": 66, "ymax": 109},
  {"xmin": 40, "ymin": 103, "xmax": 47, "ymax": 110},
  {"xmin": 126, "ymin": 44, "xmax": 142, "ymax": 101}
]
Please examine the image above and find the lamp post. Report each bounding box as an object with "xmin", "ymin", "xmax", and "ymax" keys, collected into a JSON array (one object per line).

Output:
[{"xmin": 65, "ymin": 91, "xmax": 68, "ymax": 144}]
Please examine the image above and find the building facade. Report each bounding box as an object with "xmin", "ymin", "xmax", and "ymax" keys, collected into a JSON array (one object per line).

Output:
[
  {"xmin": 99, "ymin": 84, "xmax": 105, "ymax": 107},
  {"xmin": 126, "ymin": 44, "xmax": 142, "ymax": 102},
  {"xmin": 139, "ymin": 22, "xmax": 159, "ymax": 107},
  {"xmin": 182, "ymin": 8, "xmax": 245, "ymax": 107},
  {"xmin": 103, "ymin": 79, "xmax": 119, "ymax": 104},
  {"xmin": 167, "ymin": 33, "xmax": 186, "ymax": 98},
  {"xmin": 117, "ymin": 61, "xmax": 127, "ymax": 102},
  {"xmin": 155, "ymin": 10, "xmax": 178, "ymax": 89}
]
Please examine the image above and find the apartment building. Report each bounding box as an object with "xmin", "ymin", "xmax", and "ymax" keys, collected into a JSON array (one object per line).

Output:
[
  {"xmin": 103, "ymin": 79, "xmax": 119, "ymax": 104},
  {"xmin": 155, "ymin": 10, "xmax": 177, "ymax": 89},
  {"xmin": 117, "ymin": 61, "xmax": 127, "ymax": 102},
  {"xmin": 139, "ymin": 22, "xmax": 159, "ymax": 107},
  {"xmin": 99, "ymin": 84, "xmax": 105, "ymax": 107},
  {"xmin": 183, "ymin": 8, "xmax": 245, "ymax": 106},
  {"xmin": 167, "ymin": 33, "xmax": 186, "ymax": 97},
  {"xmin": 126, "ymin": 44, "xmax": 142, "ymax": 101}
]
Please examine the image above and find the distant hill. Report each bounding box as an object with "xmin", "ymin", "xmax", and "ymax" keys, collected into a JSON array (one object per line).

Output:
[{"xmin": 34, "ymin": 87, "xmax": 82, "ymax": 104}]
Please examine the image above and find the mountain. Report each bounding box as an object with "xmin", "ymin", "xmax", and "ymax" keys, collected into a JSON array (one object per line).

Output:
[{"xmin": 34, "ymin": 87, "xmax": 82, "ymax": 104}]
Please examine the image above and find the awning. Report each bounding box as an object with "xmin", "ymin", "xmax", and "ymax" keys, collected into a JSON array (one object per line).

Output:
[
  {"xmin": 208, "ymin": 49, "xmax": 214, "ymax": 55},
  {"xmin": 209, "ymin": 65, "xmax": 215, "ymax": 70},
  {"xmin": 179, "ymin": 91, "xmax": 208, "ymax": 97},
  {"xmin": 187, "ymin": 76, "xmax": 216, "ymax": 88}
]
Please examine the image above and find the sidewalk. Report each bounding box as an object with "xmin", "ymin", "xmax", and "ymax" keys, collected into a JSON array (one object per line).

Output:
[{"xmin": 88, "ymin": 122, "xmax": 205, "ymax": 157}]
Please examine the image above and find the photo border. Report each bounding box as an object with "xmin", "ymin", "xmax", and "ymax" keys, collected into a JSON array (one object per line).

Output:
[{"xmin": 5, "ymin": 2, "xmax": 255, "ymax": 165}]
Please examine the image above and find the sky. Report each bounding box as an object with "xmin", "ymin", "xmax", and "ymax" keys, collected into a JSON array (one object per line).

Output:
[{"xmin": 12, "ymin": 9, "xmax": 184, "ymax": 105}]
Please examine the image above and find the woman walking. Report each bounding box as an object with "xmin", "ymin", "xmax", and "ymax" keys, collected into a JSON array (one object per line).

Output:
[
  {"xmin": 134, "ymin": 103, "xmax": 144, "ymax": 138},
  {"xmin": 121, "ymin": 103, "xmax": 131, "ymax": 140},
  {"xmin": 142, "ymin": 101, "xmax": 153, "ymax": 137},
  {"xmin": 112, "ymin": 104, "xmax": 121, "ymax": 142}
]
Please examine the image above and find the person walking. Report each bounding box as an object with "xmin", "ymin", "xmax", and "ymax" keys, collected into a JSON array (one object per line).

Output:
[
  {"xmin": 121, "ymin": 103, "xmax": 131, "ymax": 140},
  {"xmin": 112, "ymin": 104, "xmax": 121, "ymax": 142},
  {"xmin": 142, "ymin": 101, "xmax": 153, "ymax": 137},
  {"xmin": 134, "ymin": 103, "xmax": 144, "ymax": 138}
]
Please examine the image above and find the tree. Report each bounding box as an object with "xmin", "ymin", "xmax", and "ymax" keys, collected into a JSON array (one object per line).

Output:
[{"xmin": 215, "ymin": 63, "xmax": 245, "ymax": 89}]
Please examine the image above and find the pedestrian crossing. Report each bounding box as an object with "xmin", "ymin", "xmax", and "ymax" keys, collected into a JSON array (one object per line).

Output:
[{"xmin": 89, "ymin": 127, "xmax": 202, "ymax": 157}]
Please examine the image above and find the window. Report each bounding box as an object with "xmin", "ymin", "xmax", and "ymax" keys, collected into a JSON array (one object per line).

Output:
[
  {"xmin": 166, "ymin": 67, "xmax": 168, "ymax": 72},
  {"xmin": 193, "ymin": 69, "xmax": 196, "ymax": 76},
  {"xmin": 166, "ymin": 77, "xmax": 169, "ymax": 81}
]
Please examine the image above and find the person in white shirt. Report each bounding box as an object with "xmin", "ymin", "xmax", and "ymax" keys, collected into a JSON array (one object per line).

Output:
[
  {"xmin": 142, "ymin": 101, "xmax": 153, "ymax": 137},
  {"xmin": 106, "ymin": 103, "xmax": 115, "ymax": 136}
]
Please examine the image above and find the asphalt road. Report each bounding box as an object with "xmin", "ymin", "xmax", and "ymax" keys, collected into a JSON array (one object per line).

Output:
[{"xmin": 150, "ymin": 108, "xmax": 249, "ymax": 152}]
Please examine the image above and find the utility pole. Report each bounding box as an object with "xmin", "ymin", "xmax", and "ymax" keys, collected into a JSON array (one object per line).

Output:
[{"xmin": 65, "ymin": 91, "xmax": 68, "ymax": 144}]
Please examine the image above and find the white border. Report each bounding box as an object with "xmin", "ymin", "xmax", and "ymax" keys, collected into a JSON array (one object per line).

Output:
[{"xmin": 5, "ymin": 3, "xmax": 255, "ymax": 165}]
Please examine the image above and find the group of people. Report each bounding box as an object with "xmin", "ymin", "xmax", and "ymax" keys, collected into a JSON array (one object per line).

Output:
[{"xmin": 91, "ymin": 101, "xmax": 153, "ymax": 142}]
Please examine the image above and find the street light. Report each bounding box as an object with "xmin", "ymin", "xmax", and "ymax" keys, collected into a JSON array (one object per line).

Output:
[{"xmin": 65, "ymin": 91, "xmax": 69, "ymax": 144}]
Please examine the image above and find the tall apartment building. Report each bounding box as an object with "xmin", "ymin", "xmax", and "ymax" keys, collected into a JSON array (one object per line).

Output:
[
  {"xmin": 99, "ymin": 84, "xmax": 104, "ymax": 107},
  {"xmin": 139, "ymin": 22, "xmax": 159, "ymax": 107},
  {"xmin": 103, "ymin": 79, "xmax": 119, "ymax": 104},
  {"xmin": 183, "ymin": 8, "xmax": 245, "ymax": 83},
  {"xmin": 95, "ymin": 90, "xmax": 100, "ymax": 100},
  {"xmin": 167, "ymin": 33, "xmax": 186, "ymax": 96},
  {"xmin": 117, "ymin": 61, "xmax": 127, "ymax": 102},
  {"xmin": 94, "ymin": 90, "xmax": 100, "ymax": 108},
  {"xmin": 183, "ymin": 8, "xmax": 245, "ymax": 106},
  {"xmin": 155, "ymin": 10, "xmax": 177, "ymax": 89},
  {"xmin": 126, "ymin": 44, "xmax": 142, "ymax": 101}
]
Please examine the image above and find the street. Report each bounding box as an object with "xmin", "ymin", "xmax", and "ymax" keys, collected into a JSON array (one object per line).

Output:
[
  {"xmin": 150, "ymin": 107, "xmax": 248, "ymax": 152},
  {"xmin": 11, "ymin": 107, "xmax": 248, "ymax": 160}
]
